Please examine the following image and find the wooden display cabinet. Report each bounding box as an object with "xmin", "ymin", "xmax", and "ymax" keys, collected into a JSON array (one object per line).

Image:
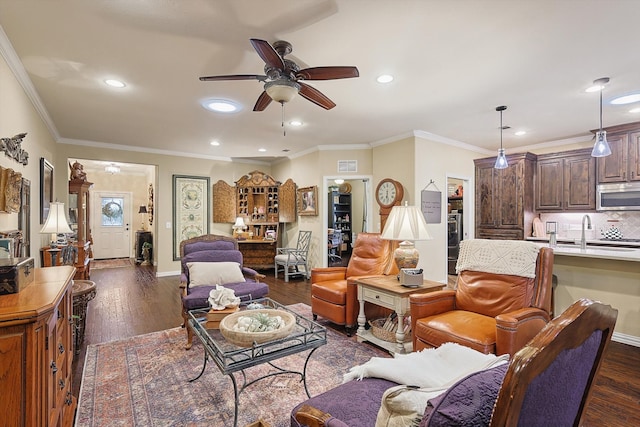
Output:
[
  {"xmin": 596, "ymin": 122, "xmax": 640, "ymax": 183},
  {"xmin": 69, "ymin": 180, "xmax": 93, "ymax": 279}
]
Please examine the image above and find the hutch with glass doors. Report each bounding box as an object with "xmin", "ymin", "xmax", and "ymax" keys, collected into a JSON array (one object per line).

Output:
[{"xmin": 67, "ymin": 180, "xmax": 93, "ymax": 279}]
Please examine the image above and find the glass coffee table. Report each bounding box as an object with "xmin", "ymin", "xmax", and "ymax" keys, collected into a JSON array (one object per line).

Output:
[{"xmin": 187, "ymin": 298, "xmax": 327, "ymax": 427}]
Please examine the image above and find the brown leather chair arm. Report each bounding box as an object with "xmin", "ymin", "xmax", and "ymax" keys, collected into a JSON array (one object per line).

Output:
[
  {"xmin": 409, "ymin": 290, "xmax": 456, "ymax": 318},
  {"xmin": 311, "ymin": 267, "xmax": 348, "ymax": 283},
  {"xmin": 496, "ymin": 307, "xmax": 551, "ymax": 356}
]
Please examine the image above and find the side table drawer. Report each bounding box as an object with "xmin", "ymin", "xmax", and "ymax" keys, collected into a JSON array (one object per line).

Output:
[{"xmin": 362, "ymin": 287, "xmax": 396, "ymax": 309}]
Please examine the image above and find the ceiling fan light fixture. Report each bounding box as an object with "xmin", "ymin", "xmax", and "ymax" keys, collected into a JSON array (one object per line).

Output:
[
  {"xmin": 265, "ymin": 79, "xmax": 300, "ymax": 103},
  {"xmin": 494, "ymin": 105, "xmax": 509, "ymax": 170},
  {"xmin": 105, "ymin": 163, "xmax": 120, "ymax": 174},
  {"xmin": 591, "ymin": 77, "xmax": 612, "ymax": 158}
]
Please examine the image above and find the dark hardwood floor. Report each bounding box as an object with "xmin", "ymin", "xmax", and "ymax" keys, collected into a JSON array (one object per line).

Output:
[{"xmin": 73, "ymin": 261, "xmax": 640, "ymax": 426}]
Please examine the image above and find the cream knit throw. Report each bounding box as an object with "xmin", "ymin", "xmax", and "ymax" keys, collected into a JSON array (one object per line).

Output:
[{"xmin": 455, "ymin": 239, "xmax": 539, "ymax": 278}]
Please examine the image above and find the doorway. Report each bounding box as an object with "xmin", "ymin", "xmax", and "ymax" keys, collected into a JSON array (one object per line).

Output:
[
  {"xmin": 445, "ymin": 175, "xmax": 471, "ymax": 277},
  {"xmin": 92, "ymin": 191, "xmax": 132, "ymax": 259},
  {"xmin": 322, "ymin": 176, "xmax": 373, "ymax": 267}
]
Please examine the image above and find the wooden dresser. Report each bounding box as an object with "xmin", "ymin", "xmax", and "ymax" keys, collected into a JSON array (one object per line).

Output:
[{"xmin": 0, "ymin": 266, "xmax": 76, "ymax": 426}]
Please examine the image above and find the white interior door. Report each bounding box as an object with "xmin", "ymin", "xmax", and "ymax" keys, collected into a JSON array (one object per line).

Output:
[{"xmin": 92, "ymin": 191, "xmax": 132, "ymax": 259}]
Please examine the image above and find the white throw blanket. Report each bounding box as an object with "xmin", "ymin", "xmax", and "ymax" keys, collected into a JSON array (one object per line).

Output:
[
  {"xmin": 343, "ymin": 342, "xmax": 508, "ymax": 387},
  {"xmin": 455, "ymin": 239, "xmax": 539, "ymax": 278},
  {"xmin": 343, "ymin": 343, "xmax": 509, "ymax": 427}
]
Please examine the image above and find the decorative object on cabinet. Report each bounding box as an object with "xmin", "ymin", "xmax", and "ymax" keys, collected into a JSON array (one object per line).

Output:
[
  {"xmin": 328, "ymin": 190, "xmax": 352, "ymax": 254},
  {"xmin": 535, "ymin": 148, "xmax": 596, "ymax": 211},
  {"xmin": 18, "ymin": 178, "xmax": 30, "ymax": 256},
  {"xmin": 0, "ymin": 266, "xmax": 77, "ymax": 425},
  {"xmin": 148, "ymin": 183, "xmax": 154, "ymax": 226},
  {"xmin": 590, "ymin": 77, "xmax": 612, "ymax": 158},
  {"xmin": 0, "ymin": 230, "xmax": 23, "ymax": 258},
  {"xmin": 69, "ymin": 178, "xmax": 94, "ymax": 280},
  {"xmin": 381, "ymin": 202, "xmax": 432, "ymax": 270},
  {"xmin": 138, "ymin": 205, "xmax": 148, "ymax": 230},
  {"xmin": 0, "ymin": 238, "xmax": 13, "ymax": 258},
  {"xmin": 0, "ymin": 256, "xmax": 35, "ymax": 295},
  {"xmin": 376, "ymin": 178, "xmax": 404, "ymax": 231},
  {"xmin": 595, "ymin": 121, "xmax": 640, "ymax": 183},
  {"xmin": 232, "ymin": 216, "xmax": 247, "ymax": 237},
  {"xmin": 69, "ymin": 160, "xmax": 88, "ymax": 181},
  {"xmin": 135, "ymin": 230, "xmax": 153, "ymax": 265},
  {"xmin": 172, "ymin": 175, "xmax": 210, "ymax": 260},
  {"xmin": 40, "ymin": 202, "xmax": 73, "ymax": 266},
  {"xmin": 0, "ymin": 132, "xmax": 29, "ymax": 165},
  {"xmin": 297, "ymin": 185, "xmax": 318, "ymax": 216},
  {"xmin": 212, "ymin": 179, "xmax": 236, "ymax": 223},
  {"xmin": 0, "ymin": 166, "xmax": 22, "ymax": 213},
  {"xmin": 494, "ymin": 105, "xmax": 509, "ymax": 169},
  {"xmin": 40, "ymin": 157, "xmax": 53, "ymax": 223},
  {"xmin": 474, "ymin": 152, "xmax": 536, "ymax": 240}
]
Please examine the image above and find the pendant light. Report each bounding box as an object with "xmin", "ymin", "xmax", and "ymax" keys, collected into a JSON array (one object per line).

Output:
[
  {"xmin": 494, "ymin": 105, "xmax": 508, "ymax": 169},
  {"xmin": 591, "ymin": 77, "xmax": 612, "ymax": 157}
]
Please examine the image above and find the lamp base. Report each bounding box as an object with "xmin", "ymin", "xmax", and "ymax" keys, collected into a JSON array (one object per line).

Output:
[{"xmin": 394, "ymin": 240, "xmax": 419, "ymax": 270}]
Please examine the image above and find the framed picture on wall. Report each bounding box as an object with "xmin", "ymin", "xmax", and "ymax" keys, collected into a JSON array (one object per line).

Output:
[
  {"xmin": 297, "ymin": 185, "xmax": 318, "ymax": 216},
  {"xmin": 40, "ymin": 158, "xmax": 53, "ymax": 223},
  {"xmin": 172, "ymin": 175, "xmax": 210, "ymax": 260}
]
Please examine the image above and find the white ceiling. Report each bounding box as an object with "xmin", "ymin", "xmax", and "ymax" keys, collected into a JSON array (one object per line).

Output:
[{"xmin": 1, "ymin": 0, "xmax": 640, "ymax": 163}]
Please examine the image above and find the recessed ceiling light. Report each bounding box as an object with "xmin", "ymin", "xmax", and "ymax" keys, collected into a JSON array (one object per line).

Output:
[
  {"xmin": 202, "ymin": 99, "xmax": 240, "ymax": 113},
  {"xmin": 289, "ymin": 120, "xmax": 303, "ymax": 127},
  {"xmin": 630, "ymin": 107, "xmax": 640, "ymax": 113},
  {"xmin": 210, "ymin": 140, "xmax": 220, "ymax": 146},
  {"xmin": 104, "ymin": 79, "xmax": 126, "ymax": 88},
  {"xmin": 258, "ymin": 148, "xmax": 267, "ymax": 152},
  {"xmin": 514, "ymin": 130, "xmax": 526, "ymax": 136},
  {"xmin": 610, "ymin": 93, "xmax": 640, "ymax": 105},
  {"xmin": 376, "ymin": 74, "xmax": 394, "ymax": 84}
]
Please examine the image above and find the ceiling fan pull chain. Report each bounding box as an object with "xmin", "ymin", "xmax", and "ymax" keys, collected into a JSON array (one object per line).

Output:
[{"xmin": 281, "ymin": 102, "xmax": 286, "ymax": 136}]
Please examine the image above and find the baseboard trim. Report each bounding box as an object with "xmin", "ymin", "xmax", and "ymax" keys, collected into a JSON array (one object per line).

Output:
[{"xmin": 612, "ymin": 332, "xmax": 640, "ymax": 347}]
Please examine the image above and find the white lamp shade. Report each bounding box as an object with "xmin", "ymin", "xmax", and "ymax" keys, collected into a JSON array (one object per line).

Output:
[
  {"xmin": 381, "ymin": 203, "xmax": 432, "ymax": 241},
  {"xmin": 233, "ymin": 217, "xmax": 246, "ymax": 229},
  {"xmin": 40, "ymin": 202, "xmax": 73, "ymax": 234},
  {"xmin": 591, "ymin": 131, "xmax": 612, "ymax": 157}
]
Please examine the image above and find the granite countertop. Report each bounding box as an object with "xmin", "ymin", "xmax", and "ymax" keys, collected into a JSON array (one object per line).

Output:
[
  {"xmin": 528, "ymin": 238, "xmax": 640, "ymax": 262},
  {"xmin": 527, "ymin": 236, "xmax": 640, "ymax": 248}
]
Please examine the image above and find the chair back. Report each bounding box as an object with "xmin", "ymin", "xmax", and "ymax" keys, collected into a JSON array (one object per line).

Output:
[
  {"xmin": 179, "ymin": 235, "xmax": 242, "ymax": 288},
  {"xmin": 61, "ymin": 244, "xmax": 78, "ymax": 265},
  {"xmin": 345, "ymin": 233, "xmax": 398, "ymax": 278},
  {"xmin": 454, "ymin": 240, "xmax": 553, "ymax": 318},
  {"xmin": 296, "ymin": 230, "xmax": 312, "ymax": 253},
  {"xmin": 490, "ymin": 299, "xmax": 618, "ymax": 426}
]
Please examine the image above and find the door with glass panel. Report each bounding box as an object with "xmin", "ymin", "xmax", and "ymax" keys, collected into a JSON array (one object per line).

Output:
[{"xmin": 92, "ymin": 192, "xmax": 132, "ymax": 259}]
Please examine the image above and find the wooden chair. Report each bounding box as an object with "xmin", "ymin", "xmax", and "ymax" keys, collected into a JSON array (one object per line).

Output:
[{"xmin": 274, "ymin": 230, "xmax": 312, "ymax": 282}]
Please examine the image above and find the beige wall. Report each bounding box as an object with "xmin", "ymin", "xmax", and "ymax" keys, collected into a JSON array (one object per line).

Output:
[{"xmin": 0, "ymin": 54, "xmax": 58, "ymax": 261}]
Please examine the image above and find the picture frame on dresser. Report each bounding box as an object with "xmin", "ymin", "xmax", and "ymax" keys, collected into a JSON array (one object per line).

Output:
[
  {"xmin": 297, "ymin": 185, "xmax": 318, "ymax": 216},
  {"xmin": 172, "ymin": 174, "xmax": 210, "ymax": 260},
  {"xmin": 40, "ymin": 158, "xmax": 53, "ymax": 223}
]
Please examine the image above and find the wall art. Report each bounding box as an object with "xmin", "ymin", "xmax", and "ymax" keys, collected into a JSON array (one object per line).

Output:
[{"xmin": 172, "ymin": 175, "xmax": 210, "ymax": 260}]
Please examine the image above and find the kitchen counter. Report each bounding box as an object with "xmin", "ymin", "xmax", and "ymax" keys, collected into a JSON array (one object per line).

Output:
[{"xmin": 528, "ymin": 237, "xmax": 640, "ymax": 262}]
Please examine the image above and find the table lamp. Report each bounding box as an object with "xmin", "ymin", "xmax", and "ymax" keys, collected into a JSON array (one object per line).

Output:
[
  {"xmin": 138, "ymin": 205, "xmax": 148, "ymax": 230},
  {"xmin": 380, "ymin": 201, "xmax": 432, "ymax": 270},
  {"xmin": 232, "ymin": 217, "xmax": 247, "ymax": 237},
  {"xmin": 40, "ymin": 202, "xmax": 73, "ymax": 266}
]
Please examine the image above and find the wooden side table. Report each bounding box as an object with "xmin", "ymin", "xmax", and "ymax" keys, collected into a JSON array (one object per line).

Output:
[{"xmin": 355, "ymin": 275, "xmax": 444, "ymax": 354}]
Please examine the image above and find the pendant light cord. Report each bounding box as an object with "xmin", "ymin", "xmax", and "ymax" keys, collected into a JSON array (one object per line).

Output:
[
  {"xmin": 599, "ymin": 89, "xmax": 603, "ymax": 132},
  {"xmin": 500, "ymin": 109, "xmax": 503, "ymax": 150}
]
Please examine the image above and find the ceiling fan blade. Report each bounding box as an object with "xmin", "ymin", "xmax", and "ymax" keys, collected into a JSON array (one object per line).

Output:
[
  {"xmin": 250, "ymin": 38, "xmax": 285, "ymax": 70},
  {"xmin": 299, "ymin": 82, "xmax": 336, "ymax": 110},
  {"xmin": 296, "ymin": 66, "xmax": 359, "ymax": 80},
  {"xmin": 199, "ymin": 74, "xmax": 266, "ymax": 82},
  {"xmin": 253, "ymin": 91, "xmax": 273, "ymax": 111}
]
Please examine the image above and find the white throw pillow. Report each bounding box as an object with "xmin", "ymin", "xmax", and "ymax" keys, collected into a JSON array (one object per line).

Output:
[{"xmin": 187, "ymin": 262, "xmax": 246, "ymax": 287}]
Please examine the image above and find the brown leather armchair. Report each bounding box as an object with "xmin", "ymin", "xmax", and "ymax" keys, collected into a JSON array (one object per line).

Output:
[
  {"xmin": 410, "ymin": 240, "xmax": 554, "ymax": 356},
  {"xmin": 311, "ymin": 233, "xmax": 398, "ymax": 333}
]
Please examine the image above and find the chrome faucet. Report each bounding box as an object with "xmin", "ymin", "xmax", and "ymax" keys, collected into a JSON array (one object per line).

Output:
[{"xmin": 581, "ymin": 214, "xmax": 592, "ymax": 250}]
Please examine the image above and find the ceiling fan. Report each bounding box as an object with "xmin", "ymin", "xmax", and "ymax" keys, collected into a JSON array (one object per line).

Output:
[{"xmin": 199, "ymin": 39, "xmax": 359, "ymax": 111}]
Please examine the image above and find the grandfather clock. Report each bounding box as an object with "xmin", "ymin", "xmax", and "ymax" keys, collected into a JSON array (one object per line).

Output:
[{"xmin": 375, "ymin": 178, "xmax": 404, "ymax": 231}]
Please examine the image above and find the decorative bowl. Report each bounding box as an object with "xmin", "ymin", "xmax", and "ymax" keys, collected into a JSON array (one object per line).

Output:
[{"xmin": 219, "ymin": 309, "xmax": 296, "ymax": 347}]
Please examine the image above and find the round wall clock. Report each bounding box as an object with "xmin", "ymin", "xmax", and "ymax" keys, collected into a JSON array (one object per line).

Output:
[{"xmin": 376, "ymin": 178, "xmax": 404, "ymax": 208}]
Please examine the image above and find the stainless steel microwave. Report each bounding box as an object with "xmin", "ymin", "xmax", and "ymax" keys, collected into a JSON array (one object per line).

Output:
[{"xmin": 597, "ymin": 182, "xmax": 640, "ymax": 211}]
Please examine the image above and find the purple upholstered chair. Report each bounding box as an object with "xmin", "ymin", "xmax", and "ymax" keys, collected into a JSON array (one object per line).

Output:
[
  {"xmin": 179, "ymin": 234, "xmax": 269, "ymax": 349},
  {"xmin": 291, "ymin": 298, "xmax": 617, "ymax": 427}
]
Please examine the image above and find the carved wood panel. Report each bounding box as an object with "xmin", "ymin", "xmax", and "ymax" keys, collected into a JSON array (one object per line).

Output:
[
  {"xmin": 278, "ymin": 178, "xmax": 297, "ymax": 223},
  {"xmin": 212, "ymin": 180, "xmax": 235, "ymax": 223}
]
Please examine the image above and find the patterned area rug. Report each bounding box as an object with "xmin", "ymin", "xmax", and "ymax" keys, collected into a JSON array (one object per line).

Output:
[
  {"xmin": 91, "ymin": 258, "xmax": 135, "ymax": 270},
  {"xmin": 76, "ymin": 304, "xmax": 389, "ymax": 426}
]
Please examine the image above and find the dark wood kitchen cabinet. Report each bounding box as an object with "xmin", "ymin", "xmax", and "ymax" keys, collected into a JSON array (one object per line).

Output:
[
  {"xmin": 535, "ymin": 148, "xmax": 596, "ymax": 211},
  {"xmin": 596, "ymin": 122, "xmax": 640, "ymax": 183},
  {"xmin": 474, "ymin": 152, "xmax": 536, "ymax": 240}
]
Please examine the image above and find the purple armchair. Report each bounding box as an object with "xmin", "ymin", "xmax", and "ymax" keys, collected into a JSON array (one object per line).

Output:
[
  {"xmin": 291, "ymin": 298, "xmax": 617, "ymax": 427},
  {"xmin": 179, "ymin": 234, "xmax": 269, "ymax": 349}
]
